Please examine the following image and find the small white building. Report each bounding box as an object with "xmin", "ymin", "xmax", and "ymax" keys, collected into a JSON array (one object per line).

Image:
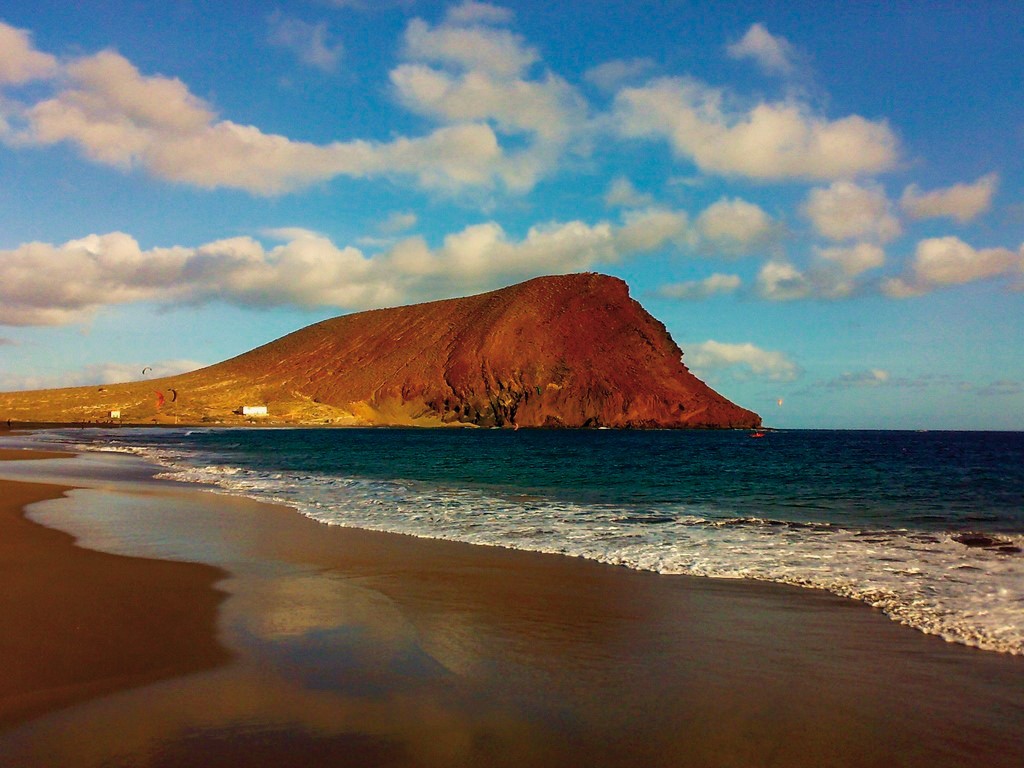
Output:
[
  {"xmin": 108, "ymin": 410, "xmax": 121, "ymax": 419},
  {"xmin": 240, "ymin": 405, "xmax": 268, "ymax": 417}
]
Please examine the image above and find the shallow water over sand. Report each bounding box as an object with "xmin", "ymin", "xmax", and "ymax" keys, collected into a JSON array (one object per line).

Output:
[
  {"xmin": 1, "ymin": 449, "xmax": 1022, "ymax": 768},
  {"xmin": 22, "ymin": 427, "xmax": 1024, "ymax": 654}
]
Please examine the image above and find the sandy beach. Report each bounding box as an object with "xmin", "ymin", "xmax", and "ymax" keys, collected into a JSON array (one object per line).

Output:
[
  {"xmin": 1, "ymin": 446, "xmax": 1022, "ymax": 767},
  {"xmin": 0, "ymin": 449, "xmax": 230, "ymax": 728}
]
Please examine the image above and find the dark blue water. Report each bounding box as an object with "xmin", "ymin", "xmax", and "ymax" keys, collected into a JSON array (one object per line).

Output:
[
  {"xmin": 20, "ymin": 427, "xmax": 1024, "ymax": 654},
  {"xmin": 169, "ymin": 428, "xmax": 1024, "ymax": 532}
]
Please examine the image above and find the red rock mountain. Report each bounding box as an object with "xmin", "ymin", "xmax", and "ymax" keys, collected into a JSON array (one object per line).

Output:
[{"xmin": 0, "ymin": 273, "xmax": 761, "ymax": 428}]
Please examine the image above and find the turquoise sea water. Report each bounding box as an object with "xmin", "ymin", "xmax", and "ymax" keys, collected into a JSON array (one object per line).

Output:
[{"xmin": 20, "ymin": 427, "xmax": 1024, "ymax": 654}]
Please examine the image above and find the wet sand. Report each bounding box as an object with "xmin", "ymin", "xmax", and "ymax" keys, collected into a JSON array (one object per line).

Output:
[
  {"xmin": 1, "ymin": 448, "xmax": 1022, "ymax": 767},
  {"xmin": 0, "ymin": 450, "xmax": 230, "ymax": 727}
]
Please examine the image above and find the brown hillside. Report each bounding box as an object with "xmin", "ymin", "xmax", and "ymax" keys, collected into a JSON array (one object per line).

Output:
[{"xmin": 0, "ymin": 274, "xmax": 760, "ymax": 429}]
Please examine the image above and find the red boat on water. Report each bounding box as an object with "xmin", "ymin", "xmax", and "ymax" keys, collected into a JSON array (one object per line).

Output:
[{"xmin": 749, "ymin": 430, "xmax": 767, "ymax": 438}]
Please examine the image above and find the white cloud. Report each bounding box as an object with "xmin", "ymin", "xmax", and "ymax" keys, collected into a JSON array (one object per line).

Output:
[
  {"xmin": 613, "ymin": 208, "xmax": 688, "ymax": 252},
  {"xmin": 402, "ymin": 17, "xmax": 537, "ymax": 78},
  {"xmin": 2, "ymin": 27, "xmax": 554, "ymax": 195},
  {"xmin": 614, "ymin": 77, "xmax": 898, "ymax": 181},
  {"xmin": 755, "ymin": 260, "xmax": 811, "ymax": 301},
  {"xmin": 810, "ymin": 242, "xmax": 886, "ymax": 297},
  {"xmin": 604, "ymin": 176, "xmax": 653, "ymax": 208},
  {"xmin": 391, "ymin": 12, "xmax": 589, "ymax": 193},
  {"xmin": 584, "ymin": 57, "xmax": 656, "ymax": 92},
  {"xmin": 900, "ymin": 173, "xmax": 998, "ymax": 223},
  {"xmin": 0, "ymin": 22, "xmax": 58, "ymax": 85},
  {"xmin": 882, "ymin": 236, "xmax": 1023, "ymax": 298},
  {"xmin": 15, "ymin": 49, "xmax": 518, "ymax": 194},
  {"xmin": 39, "ymin": 49, "xmax": 216, "ymax": 139},
  {"xmin": 390, "ymin": 65, "xmax": 583, "ymax": 145},
  {"xmin": 657, "ymin": 273, "xmax": 741, "ymax": 300},
  {"xmin": 803, "ymin": 181, "xmax": 901, "ymax": 242},
  {"xmin": 0, "ymin": 359, "xmax": 205, "ymax": 392},
  {"xmin": 445, "ymin": 2, "xmax": 514, "ymax": 26},
  {"xmin": 815, "ymin": 243, "xmax": 885, "ymax": 277},
  {"xmin": 695, "ymin": 197, "xmax": 775, "ymax": 254},
  {"xmin": 685, "ymin": 340, "xmax": 799, "ymax": 381},
  {"xmin": 726, "ymin": 23, "xmax": 798, "ymax": 76},
  {"xmin": 268, "ymin": 14, "xmax": 344, "ymax": 73},
  {"xmin": 755, "ymin": 243, "xmax": 886, "ymax": 301},
  {"xmin": 0, "ymin": 212, "xmax": 688, "ymax": 326}
]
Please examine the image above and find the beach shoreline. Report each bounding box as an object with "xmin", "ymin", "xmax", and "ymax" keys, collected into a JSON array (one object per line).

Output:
[
  {"xmin": 1, "ymin": 444, "xmax": 1022, "ymax": 766},
  {"xmin": 0, "ymin": 449, "xmax": 231, "ymax": 729}
]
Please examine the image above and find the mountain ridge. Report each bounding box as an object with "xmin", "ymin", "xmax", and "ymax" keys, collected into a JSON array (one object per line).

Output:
[{"xmin": 0, "ymin": 273, "xmax": 761, "ymax": 429}]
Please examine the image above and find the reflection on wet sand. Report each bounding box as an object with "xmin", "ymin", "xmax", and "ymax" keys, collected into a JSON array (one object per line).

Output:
[{"xmin": 2, "ymin": 452, "xmax": 1023, "ymax": 767}]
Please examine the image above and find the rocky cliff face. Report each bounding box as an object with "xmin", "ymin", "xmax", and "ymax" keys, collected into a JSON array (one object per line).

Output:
[{"xmin": 0, "ymin": 273, "xmax": 761, "ymax": 428}]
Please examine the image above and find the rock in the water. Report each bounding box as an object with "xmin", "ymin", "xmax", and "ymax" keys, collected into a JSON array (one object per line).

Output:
[{"xmin": 952, "ymin": 533, "xmax": 1019, "ymax": 553}]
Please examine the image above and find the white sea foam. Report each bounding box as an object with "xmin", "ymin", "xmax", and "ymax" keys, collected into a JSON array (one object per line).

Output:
[
  {"xmin": 144, "ymin": 451, "xmax": 1024, "ymax": 655},
  {"xmin": 27, "ymin": 431, "xmax": 1024, "ymax": 655}
]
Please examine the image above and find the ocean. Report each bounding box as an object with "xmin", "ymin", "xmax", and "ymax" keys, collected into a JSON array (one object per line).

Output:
[{"xmin": 22, "ymin": 427, "xmax": 1024, "ymax": 655}]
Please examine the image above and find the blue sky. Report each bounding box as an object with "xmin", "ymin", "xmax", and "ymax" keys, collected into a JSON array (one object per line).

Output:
[{"xmin": 1, "ymin": 0, "xmax": 1022, "ymax": 429}]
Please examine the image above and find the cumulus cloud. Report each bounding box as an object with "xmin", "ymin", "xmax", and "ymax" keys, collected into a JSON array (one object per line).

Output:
[
  {"xmin": 613, "ymin": 207, "xmax": 689, "ymax": 252},
  {"xmin": 390, "ymin": 65, "xmax": 582, "ymax": 145},
  {"xmin": 11, "ymin": 47, "xmax": 518, "ymax": 194},
  {"xmin": 756, "ymin": 243, "xmax": 885, "ymax": 301},
  {"xmin": 0, "ymin": 22, "xmax": 58, "ymax": 85},
  {"xmin": 584, "ymin": 57, "xmax": 657, "ymax": 92},
  {"xmin": 815, "ymin": 242, "xmax": 886, "ymax": 277},
  {"xmin": 604, "ymin": 176, "xmax": 653, "ymax": 208},
  {"xmin": 755, "ymin": 260, "xmax": 811, "ymax": 301},
  {"xmin": 657, "ymin": 273, "xmax": 741, "ymax": 300},
  {"xmin": 882, "ymin": 236, "xmax": 1023, "ymax": 297},
  {"xmin": 726, "ymin": 23, "xmax": 799, "ymax": 77},
  {"xmin": 391, "ymin": 11, "xmax": 588, "ymax": 191},
  {"xmin": 803, "ymin": 181, "xmax": 901, "ymax": 242},
  {"xmin": 695, "ymin": 197, "xmax": 776, "ymax": 254},
  {"xmin": 402, "ymin": 16, "xmax": 537, "ymax": 78},
  {"xmin": 810, "ymin": 242, "xmax": 886, "ymax": 297},
  {"xmin": 0, "ymin": 211, "xmax": 687, "ymax": 326},
  {"xmin": 268, "ymin": 14, "xmax": 344, "ymax": 73},
  {"xmin": 2, "ymin": 22, "xmax": 565, "ymax": 194},
  {"xmin": 900, "ymin": 173, "xmax": 998, "ymax": 223},
  {"xmin": 5, "ymin": 14, "xmax": 895, "ymax": 198},
  {"xmin": 0, "ymin": 359, "xmax": 205, "ymax": 392},
  {"xmin": 614, "ymin": 77, "xmax": 898, "ymax": 181},
  {"xmin": 685, "ymin": 340, "xmax": 799, "ymax": 381}
]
